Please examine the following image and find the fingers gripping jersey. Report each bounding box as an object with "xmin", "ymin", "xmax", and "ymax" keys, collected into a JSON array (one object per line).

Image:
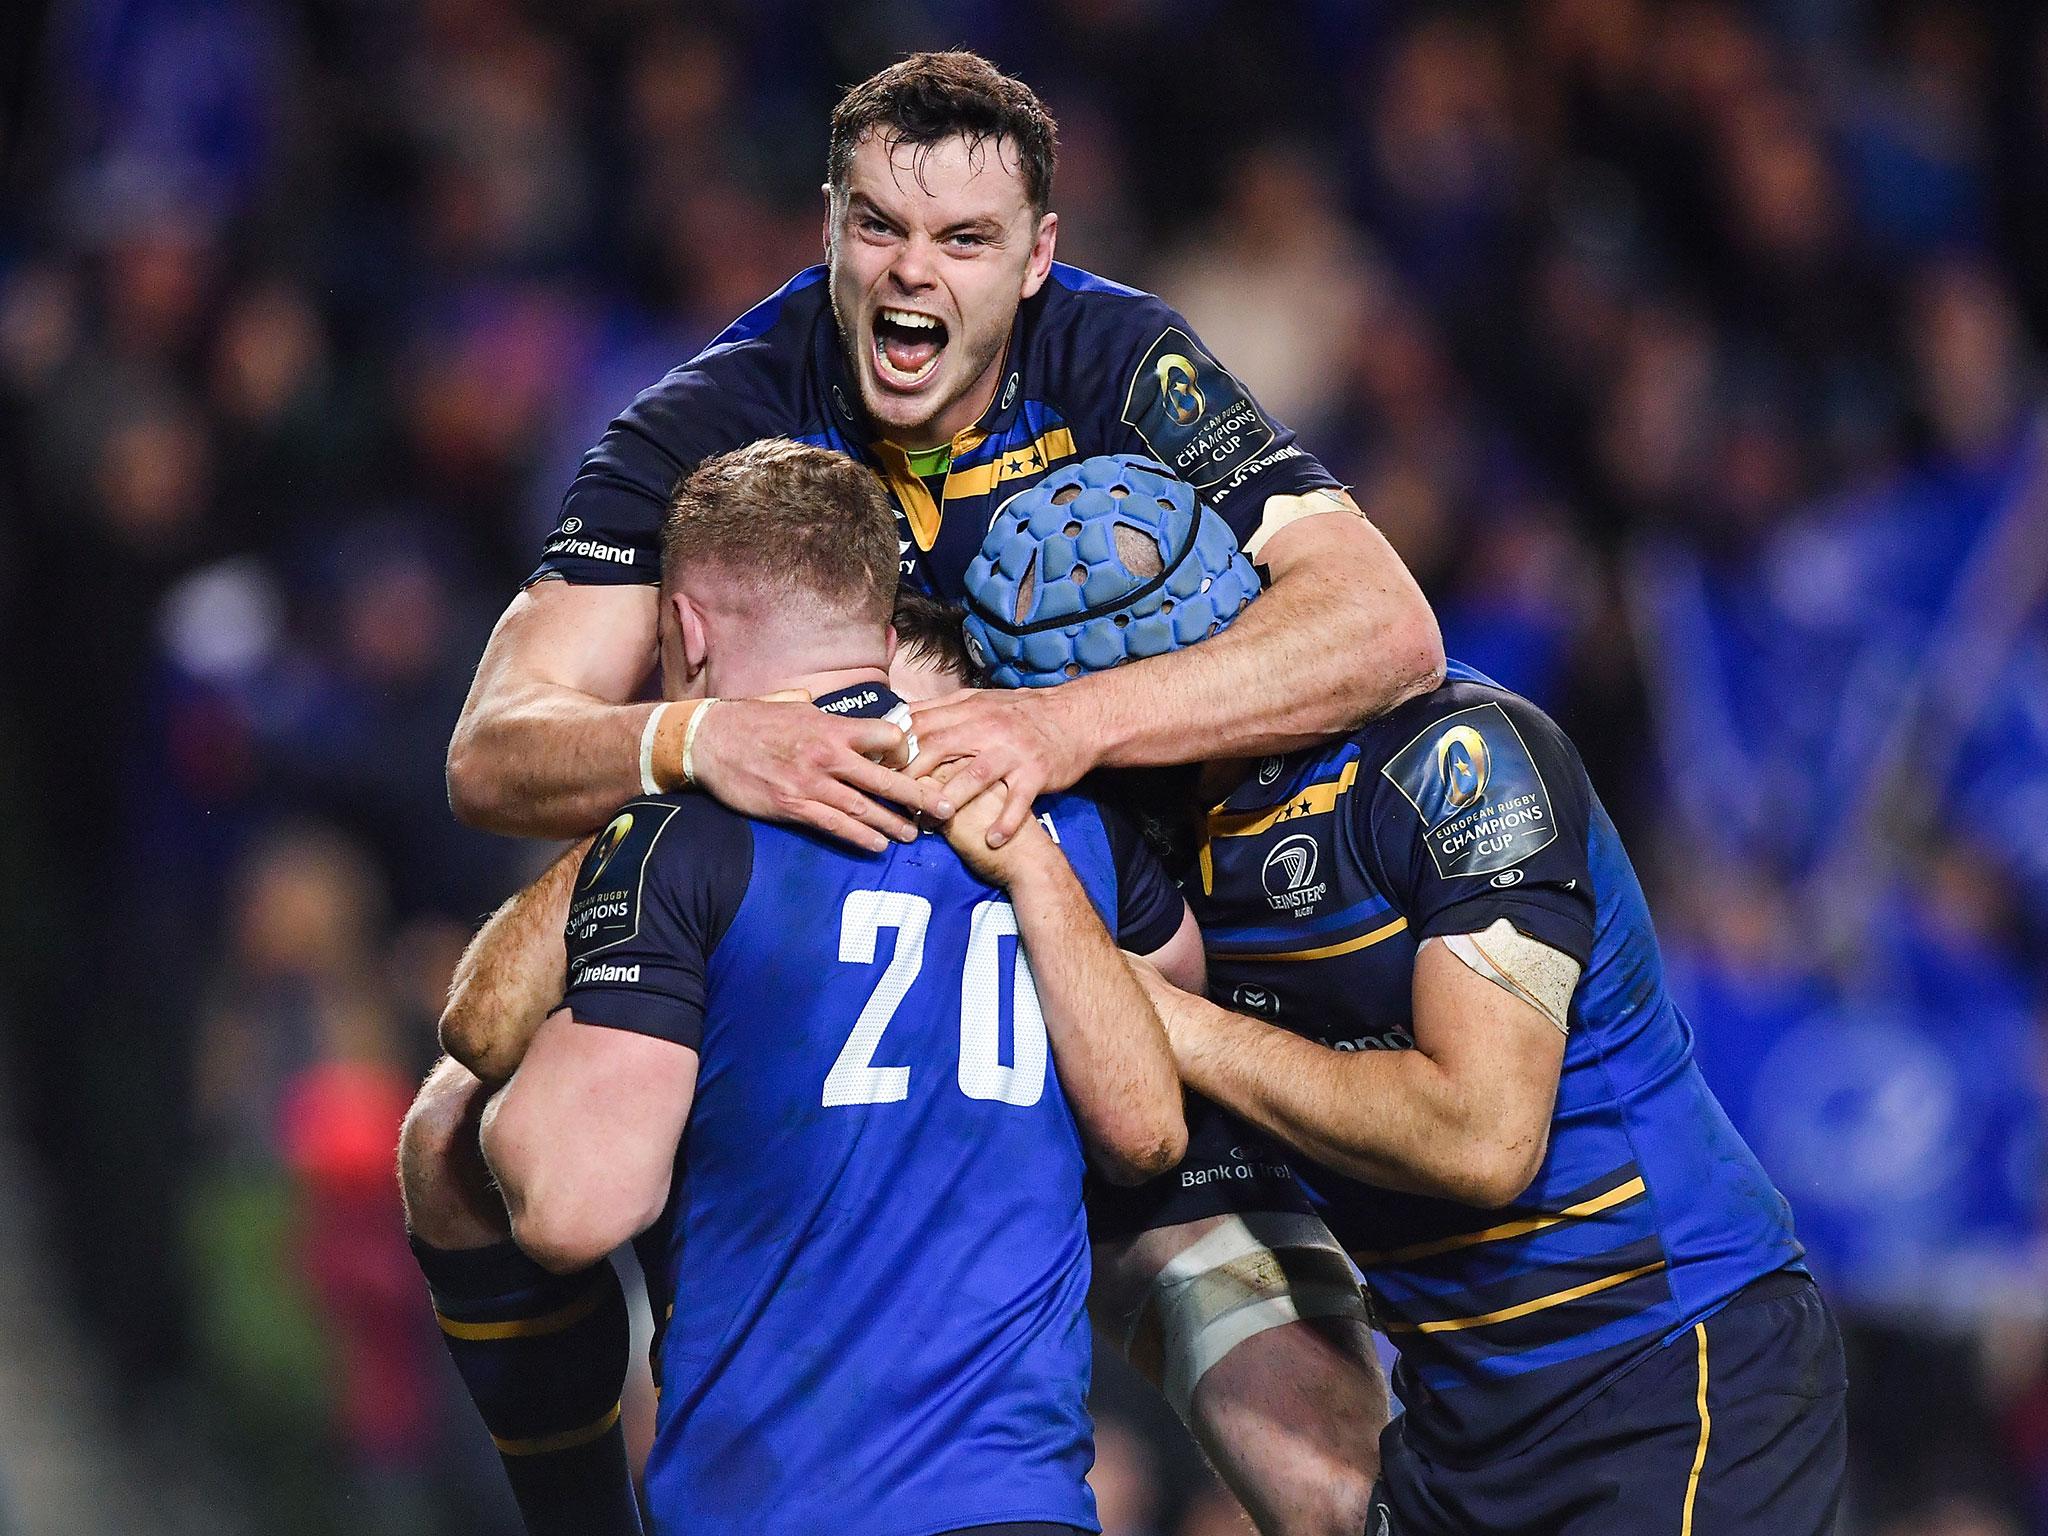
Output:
[
  {"xmin": 533, "ymin": 265, "xmax": 1340, "ymax": 601},
  {"xmin": 1186, "ymin": 664, "xmax": 1806, "ymax": 1464},
  {"xmin": 559, "ymin": 687, "xmax": 1183, "ymax": 1536}
]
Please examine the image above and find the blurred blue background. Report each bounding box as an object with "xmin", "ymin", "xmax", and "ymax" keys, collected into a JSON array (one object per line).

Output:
[{"xmin": 3, "ymin": 0, "xmax": 2048, "ymax": 1532}]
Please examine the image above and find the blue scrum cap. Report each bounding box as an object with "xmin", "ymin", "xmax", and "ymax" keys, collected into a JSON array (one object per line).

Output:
[{"xmin": 961, "ymin": 454, "xmax": 1261, "ymax": 689}]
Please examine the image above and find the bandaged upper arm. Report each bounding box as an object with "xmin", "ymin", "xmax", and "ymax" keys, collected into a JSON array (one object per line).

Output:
[
  {"xmin": 1427, "ymin": 918, "xmax": 1581, "ymax": 1034},
  {"xmin": 1244, "ymin": 488, "xmax": 1361, "ymax": 562}
]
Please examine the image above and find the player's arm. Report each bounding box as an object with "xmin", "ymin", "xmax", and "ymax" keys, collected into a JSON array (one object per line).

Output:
[
  {"xmin": 1135, "ymin": 949, "xmax": 1565, "ymax": 1207},
  {"xmin": 438, "ymin": 837, "xmax": 590, "ymax": 1084},
  {"xmin": 449, "ymin": 581, "xmax": 945, "ymax": 849},
  {"xmin": 1156, "ymin": 693, "xmax": 1593, "ymax": 1205},
  {"xmin": 1100, "ymin": 489, "xmax": 1445, "ymax": 756},
  {"xmin": 942, "ymin": 783, "xmax": 1187, "ymax": 1185},
  {"xmin": 481, "ymin": 1012, "xmax": 698, "ymax": 1273}
]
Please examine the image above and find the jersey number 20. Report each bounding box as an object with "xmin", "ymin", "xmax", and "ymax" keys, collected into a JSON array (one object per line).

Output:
[{"xmin": 823, "ymin": 890, "xmax": 1047, "ymax": 1109}]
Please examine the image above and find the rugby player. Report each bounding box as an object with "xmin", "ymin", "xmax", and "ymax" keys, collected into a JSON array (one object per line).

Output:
[
  {"xmin": 427, "ymin": 47, "xmax": 1418, "ymax": 1536},
  {"xmin": 404, "ymin": 440, "xmax": 1201, "ymax": 1536},
  {"xmin": 964, "ymin": 455, "xmax": 1851, "ymax": 1536}
]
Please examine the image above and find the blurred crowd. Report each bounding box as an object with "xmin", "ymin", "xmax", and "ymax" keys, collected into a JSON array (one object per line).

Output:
[{"xmin": 3, "ymin": 0, "xmax": 2048, "ymax": 1532}]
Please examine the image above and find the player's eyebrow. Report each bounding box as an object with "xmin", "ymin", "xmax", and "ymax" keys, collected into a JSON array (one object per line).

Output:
[{"xmin": 846, "ymin": 193, "xmax": 904, "ymax": 229}]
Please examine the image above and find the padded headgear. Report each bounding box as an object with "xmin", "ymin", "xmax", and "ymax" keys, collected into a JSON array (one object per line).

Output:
[{"xmin": 962, "ymin": 454, "xmax": 1260, "ymax": 688}]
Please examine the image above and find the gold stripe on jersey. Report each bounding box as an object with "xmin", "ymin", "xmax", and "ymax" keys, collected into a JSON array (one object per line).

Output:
[
  {"xmin": 1378, "ymin": 1259, "xmax": 1668, "ymax": 1336},
  {"xmin": 944, "ymin": 426, "xmax": 1078, "ymax": 499},
  {"xmin": 1249, "ymin": 916, "xmax": 1409, "ymax": 963},
  {"xmin": 1351, "ymin": 1176, "xmax": 1649, "ymax": 1268},
  {"xmin": 1198, "ymin": 759, "xmax": 1363, "ymax": 894}
]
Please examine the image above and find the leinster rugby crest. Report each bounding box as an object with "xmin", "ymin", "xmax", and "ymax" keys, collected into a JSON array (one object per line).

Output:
[
  {"xmin": 566, "ymin": 800, "xmax": 682, "ymax": 963},
  {"xmin": 1383, "ymin": 704, "xmax": 1557, "ymax": 878}
]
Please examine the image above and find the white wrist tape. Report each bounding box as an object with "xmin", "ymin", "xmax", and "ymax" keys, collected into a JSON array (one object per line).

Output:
[
  {"xmin": 883, "ymin": 699, "xmax": 919, "ymax": 766},
  {"xmin": 680, "ymin": 698, "xmax": 717, "ymax": 787},
  {"xmin": 1431, "ymin": 918, "xmax": 1581, "ymax": 1034},
  {"xmin": 1123, "ymin": 1211, "xmax": 1368, "ymax": 1418},
  {"xmin": 637, "ymin": 703, "xmax": 671, "ymax": 796}
]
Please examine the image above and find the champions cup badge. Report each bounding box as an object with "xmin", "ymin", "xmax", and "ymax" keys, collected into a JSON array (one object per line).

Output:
[
  {"xmin": 584, "ymin": 812, "xmax": 635, "ymax": 887},
  {"xmin": 1434, "ymin": 725, "xmax": 1492, "ymax": 810},
  {"xmin": 1156, "ymin": 353, "xmax": 1205, "ymax": 425}
]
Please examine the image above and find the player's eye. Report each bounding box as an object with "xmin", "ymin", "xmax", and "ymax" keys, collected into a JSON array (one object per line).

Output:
[
  {"xmin": 945, "ymin": 232, "xmax": 986, "ymax": 251},
  {"xmin": 858, "ymin": 215, "xmax": 894, "ymax": 238}
]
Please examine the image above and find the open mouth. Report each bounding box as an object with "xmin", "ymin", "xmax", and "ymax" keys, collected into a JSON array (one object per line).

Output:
[{"xmin": 871, "ymin": 306, "xmax": 949, "ymax": 388}]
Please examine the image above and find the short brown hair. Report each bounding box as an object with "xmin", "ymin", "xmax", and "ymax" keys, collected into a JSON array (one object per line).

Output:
[
  {"xmin": 662, "ymin": 439, "xmax": 899, "ymax": 626},
  {"xmin": 829, "ymin": 51, "xmax": 1057, "ymax": 215}
]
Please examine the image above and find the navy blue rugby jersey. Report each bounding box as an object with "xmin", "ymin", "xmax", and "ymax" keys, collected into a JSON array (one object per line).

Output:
[
  {"xmin": 1185, "ymin": 662, "xmax": 1806, "ymax": 1463},
  {"xmin": 557, "ymin": 686, "xmax": 1184, "ymax": 1536},
  {"xmin": 532, "ymin": 263, "xmax": 1340, "ymax": 602}
]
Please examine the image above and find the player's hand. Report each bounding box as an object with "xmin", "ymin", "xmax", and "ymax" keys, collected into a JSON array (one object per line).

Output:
[
  {"xmin": 933, "ymin": 774, "xmax": 1061, "ymax": 888},
  {"xmin": 907, "ymin": 688, "xmax": 1093, "ymax": 848},
  {"xmin": 688, "ymin": 698, "xmax": 954, "ymax": 852}
]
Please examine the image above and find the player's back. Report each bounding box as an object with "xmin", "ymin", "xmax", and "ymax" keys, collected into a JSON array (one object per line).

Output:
[{"xmin": 593, "ymin": 742, "xmax": 1134, "ymax": 1536}]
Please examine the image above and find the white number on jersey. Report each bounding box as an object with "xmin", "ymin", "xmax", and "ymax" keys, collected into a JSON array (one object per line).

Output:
[{"xmin": 825, "ymin": 893, "xmax": 1047, "ymax": 1109}]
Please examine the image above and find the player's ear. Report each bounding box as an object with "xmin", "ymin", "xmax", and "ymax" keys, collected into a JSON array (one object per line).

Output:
[
  {"xmin": 675, "ymin": 593, "xmax": 710, "ymax": 680},
  {"xmin": 1019, "ymin": 211, "xmax": 1058, "ymax": 300},
  {"xmin": 821, "ymin": 183, "xmax": 837, "ymax": 256},
  {"xmin": 883, "ymin": 624, "xmax": 898, "ymax": 669}
]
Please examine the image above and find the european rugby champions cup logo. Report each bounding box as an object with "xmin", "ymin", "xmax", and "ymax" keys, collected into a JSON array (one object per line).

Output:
[
  {"xmin": 1156, "ymin": 353, "xmax": 1205, "ymax": 426},
  {"xmin": 1433, "ymin": 725, "xmax": 1492, "ymax": 811},
  {"xmin": 584, "ymin": 812, "xmax": 634, "ymax": 888}
]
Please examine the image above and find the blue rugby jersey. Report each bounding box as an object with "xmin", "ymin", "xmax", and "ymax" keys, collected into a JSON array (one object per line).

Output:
[
  {"xmin": 1187, "ymin": 663, "xmax": 1806, "ymax": 1464},
  {"xmin": 532, "ymin": 263, "xmax": 1339, "ymax": 601},
  {"xmin": 557, "ymin": 686, "xmax": 1184, "ymax": 1536}
]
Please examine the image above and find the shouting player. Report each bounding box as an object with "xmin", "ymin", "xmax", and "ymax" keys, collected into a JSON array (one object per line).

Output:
[
  {"xmin": 964, "ymin": 455, "xmax": 1850, "ymax": 1536},
  {"xmin": 408, "ymin": 440, "xmax": 1202, "ymax": 1536},
  {"xmin": 423, "ymin": 47, "xmax": 1428, "ymax": 1536}
]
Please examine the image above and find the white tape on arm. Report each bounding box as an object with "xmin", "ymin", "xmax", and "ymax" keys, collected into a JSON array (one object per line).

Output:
[
  {"xmin": 1243, "ymin": 488, "xmax": 1361, "ymax": 562},
  {"xmin": 1431, "ymin": 918, "xmax": 1581, "ymax": 1034},
  {"xmin": 637, "ymin": 703, "xmax": 671, "ymax": 796}
]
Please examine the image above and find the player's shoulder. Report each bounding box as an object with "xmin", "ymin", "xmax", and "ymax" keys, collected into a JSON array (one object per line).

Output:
[
  {"xmin": 576, "ymin": 793, "xmax": 753, "ymax": 894},
  {"xmin": 634, "ymin": 266, "xmax": 830, "ymax": 414},
  {"xmin": 565, "ymin": 794, "xmax": 756, "ymax": 962},
  {"xmin": 1353, "ymin": 664, "xmax": 1586, "ymax": 860},
  {"xmin": 1029, "ymin": 262, "xmax": 1179, "ymax": 343}
]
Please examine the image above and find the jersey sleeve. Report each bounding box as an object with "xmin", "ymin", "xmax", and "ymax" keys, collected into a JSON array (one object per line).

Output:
[
  {"xmin": 1359, "ymin": 693, "xmax": 1596, "ymax": 965},
  {"xmin": 559, "ymin": 796, "xmax": 754, "ymax": 1047},
  {"xmin": 1085, "ymin": 287, "xmax": 1342, "ymax": 543},
  {"xmin": 1098, "ymin": 803, "xmax": 1188, "ymax": 955},
  {"xmin": 529, "ymin": 359, "xmax": 775, "ymax": 587}
]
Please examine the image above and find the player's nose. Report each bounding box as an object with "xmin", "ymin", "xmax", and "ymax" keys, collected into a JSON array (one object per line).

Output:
[{"xmin": 887, "ymin": 236, "xmax": 938, "ymax": 291}]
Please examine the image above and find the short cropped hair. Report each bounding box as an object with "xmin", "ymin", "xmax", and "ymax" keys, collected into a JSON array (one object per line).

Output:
[
  {"xmin": 892, "ymin": 591, "xmax": 977, "ymax": 683},
  {"xmin": 661, "ymin": 439, "xmax": 899, "ymax": 627},
  {"xmin": 829, "ymin": 51, "xmax": 1057, "ymax": 215}
]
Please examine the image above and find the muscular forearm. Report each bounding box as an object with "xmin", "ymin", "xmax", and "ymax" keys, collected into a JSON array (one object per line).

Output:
[
  {"xmin": 448, "ymin": 684, "xmax": 665, "ymax": 837},
  {"xmin": 1150, "ymin": 982, "xmax": 1519, "ymax": 1207},
  {"xmin": 1006, "ymin": 853, "xmax": 1186, "ymax": 1184},
  {"xmin": 440, "ymin": 839, "xmax": 588, "ymax": 1082},
  {"xmin": 1048, "ymin": 514, "xmax": 1444, "ymax": 771}
]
